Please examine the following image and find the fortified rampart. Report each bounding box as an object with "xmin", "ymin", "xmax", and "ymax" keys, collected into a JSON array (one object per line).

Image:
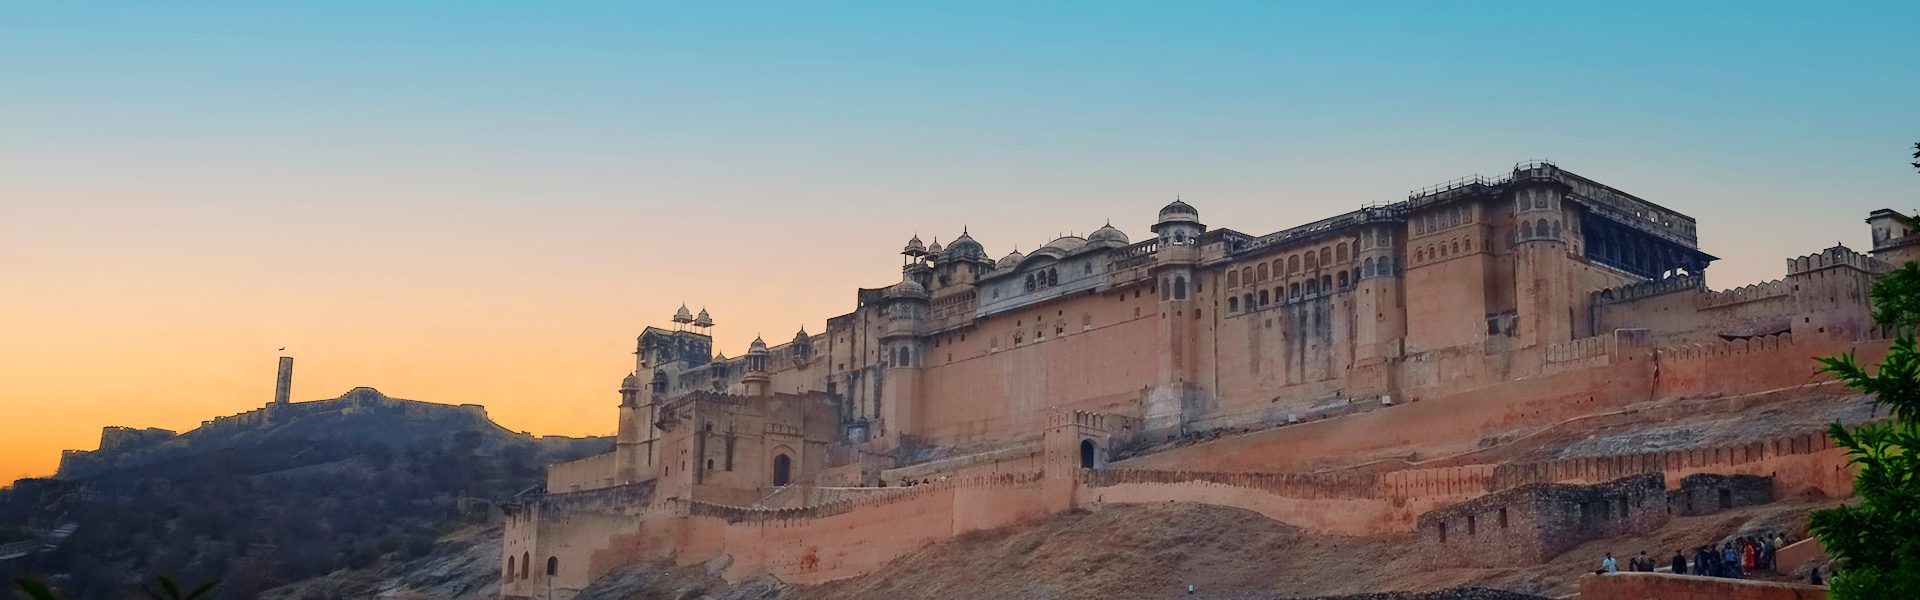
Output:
[
  {"xmin": 1579, "ymin": 572, "xmax": 1828, "ymax": 600},
  {"xmin": 504, "ymin": 170, "xmax": 1908, "ymax": 598},
  {"xmin": 1418, "ymin": 474, "xmax": 1667, "ymax": 568}
]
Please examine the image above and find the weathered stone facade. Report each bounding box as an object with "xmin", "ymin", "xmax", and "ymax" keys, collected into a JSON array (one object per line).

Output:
[
  {"xmin": 1667, "ymin": 473, "xmax": 1774, "ymax": 517},
  {"xmin": 1418, "ymin": 473, "xmax": 1667, "ymax": 568},
  {"xmin": 502, "ymin": 162, "xmax": 1900, "ymax": 598}
]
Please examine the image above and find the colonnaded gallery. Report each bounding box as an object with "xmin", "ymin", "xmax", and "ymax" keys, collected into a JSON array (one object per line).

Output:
[{"xmin": 501, "ymin": 161, "xmax": 1916, "ymax": 598}]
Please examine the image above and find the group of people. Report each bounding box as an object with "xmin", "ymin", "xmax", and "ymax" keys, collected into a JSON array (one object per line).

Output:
[{"xmin": 1600, "ymin": 531, "xmax": 1791, "ymax": 579}]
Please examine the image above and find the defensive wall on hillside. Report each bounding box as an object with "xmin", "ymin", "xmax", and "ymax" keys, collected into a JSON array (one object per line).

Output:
[{"xmin": 1579, "ymin": 572, "xmax": 1829, "ymax": 600}]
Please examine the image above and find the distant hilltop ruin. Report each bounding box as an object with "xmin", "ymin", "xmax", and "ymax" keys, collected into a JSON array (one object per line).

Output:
[{"xmin": 55, "ymin": 384, "xmax": 492, "ymax": 479}]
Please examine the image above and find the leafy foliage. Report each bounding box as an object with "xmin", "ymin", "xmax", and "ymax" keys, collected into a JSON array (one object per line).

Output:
[{"xmin": 1812, "ymin": 263, "xmax": 1920, "ymax": 598}]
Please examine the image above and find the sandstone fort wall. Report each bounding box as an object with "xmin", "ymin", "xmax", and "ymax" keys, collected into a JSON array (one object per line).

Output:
[{"xmin": 1579, "ymin": 572, "xmax": 1828, "ymax": 600}]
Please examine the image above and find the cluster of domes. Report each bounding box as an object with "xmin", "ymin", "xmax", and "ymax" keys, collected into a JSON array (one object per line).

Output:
[{"xmin": 671, "ymin": 303, "xmax": 716, "ymax": 327}]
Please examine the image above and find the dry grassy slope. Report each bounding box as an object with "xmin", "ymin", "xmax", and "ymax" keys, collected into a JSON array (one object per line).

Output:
[
  {"xmin": 798, "ymin": 503, "xmax": 1434, "ymax": 600},
  {"xmin": 797, "ymin": 496, "xmax": 1838, "ymax": 600},
  {"xmin": 330, "ymin": 495, "xmax": 1840, "ymax": 600}
]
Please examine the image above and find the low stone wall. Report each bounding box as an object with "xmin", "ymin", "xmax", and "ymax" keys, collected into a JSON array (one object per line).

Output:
[
  {"xmin": 1579, "ymin": 572, "xmax": 1827, "ymax": 599},
  {"xmin": 547, "ymin": 451, "xmax": 618, "ymax": 493},
  {"xmin": 1417, "ymin": 473, "xmax": 1667, "ymax": 568},
  {"xmin": 1668, "ymin": 473, "xmax": 1773, "ymax": 516}
]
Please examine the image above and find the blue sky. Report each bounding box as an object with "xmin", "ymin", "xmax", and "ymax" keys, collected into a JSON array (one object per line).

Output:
[{"xmin": 0, "ymin": 1, "xmax": 1916, "ymax": 478}]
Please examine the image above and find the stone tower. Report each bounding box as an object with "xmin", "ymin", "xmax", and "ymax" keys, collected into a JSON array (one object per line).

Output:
[
  {"xmin": 1144, "ymin": 199, "xmax": 1204, "ymax": 436},
  {"xmin": 1350, "ymin": 220, "xmax": 1405, "ymax": 395},
  {"xmin": 272, "ymin": 356, "xmax": 294, "ymax": 405},
  {"xmin": 877, "ymin": 275, "xmax": 928, "ymax": 444},
  {"xmin": 742, "ymin": 335, "xmax": 771, "ymax": 396},
  {"xmin": 1511, "ymin": 167, "xmax": 1574, "ymax": 349}
]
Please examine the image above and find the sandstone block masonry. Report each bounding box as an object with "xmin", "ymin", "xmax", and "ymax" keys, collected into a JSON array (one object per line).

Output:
[{"xmin": 503, "ymin": 162, "xmax": 1903, "ymax": 598}]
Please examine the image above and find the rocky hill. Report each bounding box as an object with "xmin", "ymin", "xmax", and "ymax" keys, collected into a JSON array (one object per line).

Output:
[{"xmin": 0, "ymin": 387, "xmax": 609, "ymax": 600}]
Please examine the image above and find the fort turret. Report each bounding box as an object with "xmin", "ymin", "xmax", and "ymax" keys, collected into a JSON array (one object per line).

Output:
[
  {"xmin": 1510, "ymin": 164, "xmax": 1575, "ymax": 349},
  {"xmin": 741, "ymin": 335, "xmax": 771, "ymax": 396},
  {"xmin": 1144, "ymin": 198, "xmax": 1204, "ymax": 436}
]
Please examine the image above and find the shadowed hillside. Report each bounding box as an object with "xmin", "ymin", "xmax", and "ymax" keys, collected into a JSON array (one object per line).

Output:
[{"xmin": 0, "ymin": 387, "xmax": 609, "ymax": 600}]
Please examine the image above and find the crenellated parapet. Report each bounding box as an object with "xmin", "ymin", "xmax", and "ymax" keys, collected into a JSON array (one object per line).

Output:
[
  {"xmin": 675, "ymin": 472, "xmax": 1044, "ymax": 523},
  {"xmin": 1697, "ymin": 278, "xmax": 1790, "ymax": 308},
  {"xmin": 1083, "ymin": 468, "xmax": 1383, "ymax": 499},
  {"xmin": 1591, "ymin": 275, "xmax": 1702, "ymax": 306},
  {"xmin": 1786, "ymin": 244, "xmax": 1886, "ymax": 276},
  {"xmin": 1653, "ymin": 331, "xmax": 1794, "ymax": 362}
]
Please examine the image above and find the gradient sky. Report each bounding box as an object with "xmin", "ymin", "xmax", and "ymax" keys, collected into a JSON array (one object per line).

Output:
[{"xmin": 3, "ymin": 1, "xmax": 1916, "ymax": 482}]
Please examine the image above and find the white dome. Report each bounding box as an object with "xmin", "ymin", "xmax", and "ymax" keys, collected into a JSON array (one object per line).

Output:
[
  {"xmin": 1089, "ymin": 224, "xmax": 1129, "ymax": 245},
  {"xmin": 1042, "ymin": 235, "xmax": 1088, "ymax": 253},
  {"xmin": 996, "ymin": 250, "xmax": 1026, "ymax": 269},
  {"xmin": 886, "ymin": 279, "xmax": 929, "ymax": 299}
]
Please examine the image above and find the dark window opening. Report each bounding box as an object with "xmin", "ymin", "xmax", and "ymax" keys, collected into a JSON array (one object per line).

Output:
[{"xmin": 773, "ymin": 454, "xmax": 793, "ymax": 486}]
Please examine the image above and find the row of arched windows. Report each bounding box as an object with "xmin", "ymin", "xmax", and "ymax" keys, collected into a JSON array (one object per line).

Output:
[
  {"xmin": 505, "ymin": 552, "xmax": 559, "ymax": 583},
  {"xmin": 1518, "ymin": 187, "xmax": 1561, "ymax": 212},
  {"xmin": 1414, "ymin": 237, "xmax": 1476, "ymax": 263},
  {"xmin": 1024, "ymin": 267, "xmax": 1058, "ymax": 291},
  {"xmin": 1225, "ymin": 241, "xmax": 1361, "ymax": 289},
  {"xmin": 1414, "ymin": 205, "xmax": 1474, "ymax": 236},
  {"xmin": 1225, "ymin": 271, "xmax": 1352, "ymax": 313},
  {"xmin": 1518, "ymin": 218, "xmax": 1562, "ymax": 241}
]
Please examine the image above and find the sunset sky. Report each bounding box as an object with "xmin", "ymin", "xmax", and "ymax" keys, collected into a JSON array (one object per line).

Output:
[{"xmin": 3, "ymin": 1, "xmax": 1916, "ymax": 482}]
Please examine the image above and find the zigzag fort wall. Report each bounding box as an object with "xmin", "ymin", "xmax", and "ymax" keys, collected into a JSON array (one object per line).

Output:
[{"xmin": 502, "ymin": 162, "xmax": 1905, "ymax": 598}]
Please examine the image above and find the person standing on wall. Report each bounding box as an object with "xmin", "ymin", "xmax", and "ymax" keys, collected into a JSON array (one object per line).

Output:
[
  {"xmin": 1671, "ymin": 549, "xmax": 1687, "ymax": 575},
  {"xmin": 1601, "ymin": 552, "xmax": 1617, "ymax": 575}
]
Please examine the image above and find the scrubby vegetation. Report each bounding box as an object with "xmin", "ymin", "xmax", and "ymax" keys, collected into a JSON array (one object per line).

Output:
[{"xmin": 0, "ymin": 396, "xmax": 607, "ymax": 600}]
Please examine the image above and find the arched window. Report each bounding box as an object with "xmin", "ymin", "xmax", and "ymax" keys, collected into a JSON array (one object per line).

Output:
[
  {"xmin": 547, "ymin": 556, "xmax": 559, "ymax": 577},
  {"xmin": 1534, "ymin": 191, "xmax": 1548, "ymax": 209},
  {"xmin": 1415, "ymin": 249, "xmax": 1424, "ymax": 262},
  {"xmin": 1290, "ymin": 282, "xmax": 1301, "ymax": 300},
  {"xmin": 1228, "ymin": 297, "xmax": 1239, "ymax": 312},
  {"xmin": 522, "ymin": 552, "xmax": 530, "ymax": 579},
  {"xmin": 1257, "ymin": 263, "xmax": 1269, "ymax": 282},
  {"xmin": 1320, "ymin": 274, "xmax": 1331, "ymax": 291},
  {"xmin": 1363, "ymin": 257, "xmax": 1375, "ymax": 277},
  {"xmin": 1270, "ymin": 259, "xmax": 1283, "ymax": 277},
  {"xmin": 1380, "ymin": 256, "xmax": 1392, "ymax": 272},
  {"xmin": 1079, "ymin": 439, "xmax": 1097, "ymax": 469},
  {"xmin": 507, "ymin": 556, "xmax": 516, "ymax": 582},
  {"xmin": 1552, "ymin": 220, "xmax": 1562, "ymax": 238},
  {"xmin": 1336, "ymin": 244, "xmax": 1348, "ymax": 263},
  {"xmin": 1047, "ymin": 268, "xmax": 1058, "ymax": 286},
  {"xmin": 1464, "ymin": 238, "xmax": 1473, "ymax": 251},
  {"xmin": 1084, "ymin": 263, "xmax": 1092, "ymax": 275},
  {"xmin": 1521, "ymin": 221, "xmax": 1535, "ymax": 238},
  {"xmin": 1306, "ymin": 279, "xmax": 1319, "ymax": 295},
  {"xmin": 772, "ymin": 453, "xmax": 792, "ymax": 486},
  {"xmin": 1288, "ymin": 255, "xmax": 1300, "ymax": 273},
  {"xmin": 1259, "ymin": 290, "xmax": 1270, "ymax": 306},
  {"xmin": 1321, "ymin": 248, "xmax": 1332, "ymax": 267},
  {"xmin": 1227, "ymin": 270, "xmax": 1239, "ymax": 289},
  {"xmin": 1242, "ymin": 267, "xmax": 1254, "ymax": 286},
  {"xmin": 1244, "ymin": 293, "xmax": 1255, "ymax": 309},
  {"xmin": 1440, "ymin": 243, "xmax": 1448, "ymax": 257},
  {"xmin": 1174, "ymin": 231, "xmax": 1186, "ymax": 244},
  {"xmin": 1305, "ymin": 252, "xmax": 1318, "ymax": 270},
  {"xmin": 1536, "ymin": 219, "xmax": 1550, "ymax": 238},
  {"xmin": 1173, "ymin": 276, "xmax": 1188, "ymax": 300},
  {"xmin": 1338, "ymin": 271, "xmax": 1350, "ymax": 289},
  {"xmin": 1024, "ymin": 273, "xmax": 1035, "ymax": 291},
  {"xmin": 1452, "ymin": 240, "xmax": 1461, "ymax": 254}
]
